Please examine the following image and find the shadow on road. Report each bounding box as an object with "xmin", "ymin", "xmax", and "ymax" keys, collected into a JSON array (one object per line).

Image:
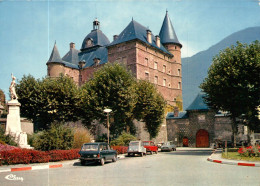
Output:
[{"xmin": 160, "ymin": 149, "xmax": 214, "ymax": 156}]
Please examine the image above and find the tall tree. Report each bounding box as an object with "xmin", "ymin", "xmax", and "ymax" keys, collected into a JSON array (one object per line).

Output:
[
  {"xmin": 79, "ymin": 63, "xmax": 137, "ymax": 137},
  {"xmin": 200, "ymin": 41, "xmax": 260, "ymax": 143},
  {"xmin": 134, "ymin": 80, "xmax": 166, "ymax": 139},
  {"xmin": 16, "ymin": 75, "xmax": 80, "ymax": 130}
]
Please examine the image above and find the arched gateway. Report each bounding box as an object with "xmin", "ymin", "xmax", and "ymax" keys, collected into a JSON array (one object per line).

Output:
[{"xmin": 196, "ymin": 129, "xmax": 209, "ymax": 147}]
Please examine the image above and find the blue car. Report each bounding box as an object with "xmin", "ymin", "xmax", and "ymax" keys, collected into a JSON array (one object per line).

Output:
[{"xmin": 79, "ymin": 142, "xmax": 117, "ymax": 166}]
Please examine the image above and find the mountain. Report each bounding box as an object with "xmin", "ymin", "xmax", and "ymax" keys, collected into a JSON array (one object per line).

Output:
[{"xmin": 182, "ymin": 26, "xmax": 260, "ymax": 109}]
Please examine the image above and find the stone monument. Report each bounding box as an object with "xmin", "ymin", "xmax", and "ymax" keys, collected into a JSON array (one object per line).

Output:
[{"xmin": 5, "ymin": 74, "xmax": 32, "ymax": 149}]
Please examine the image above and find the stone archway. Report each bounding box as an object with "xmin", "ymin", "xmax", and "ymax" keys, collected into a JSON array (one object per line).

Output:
[
  {"xmin": 183, "ymin": 137, "xmax": 189, "ymax": 147},
  {"xmin": 196, "ymin": 129, "xmax": 209, "ymax": 147}
]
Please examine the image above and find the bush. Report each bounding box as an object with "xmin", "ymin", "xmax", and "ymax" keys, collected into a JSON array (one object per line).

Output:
[
  {"xmin": 238, "ymin": 145, "xmax": 260, "ymax": 157},
  {"xmin": 72, "ymin": 126, "xmax": 93, "ymax": 149},
  {"xmin": 0, "ymin": 127, "xmax": 17, "ymax": 146},
  {"xmin": 33, "ymin": 123, "xmax": 74, "ymax": 151},
  {"xmin": 111, "ymin": 146, "xmax": 128, "ymax": 154},
  {"xmin": 0, "ymin": 148, "xmax": 80, "ymax": 165},
  {"xmin": 110, "ymin": 132, "xmax": 136, "ymax": 146}
]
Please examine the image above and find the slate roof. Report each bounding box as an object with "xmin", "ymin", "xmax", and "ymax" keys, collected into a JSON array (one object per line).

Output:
[
  {"xmin": 62, "ymin": 48, "xmax": 80, "ymax": 65},
  {"xmin": 79, "ymin": 46, "xmax": 108, "ymax": 68},
  {"xmin": 47, "ymin": 43, "xmax": 63, "ymax": 63},
  {"xmin": 47, "ymin": 43, "xmax": 79, "ymax": 69},
  {"xmin": 81, "ymin": 29, "xmax": 110, "ymax": 50},
  {"xmin": 166, "ymin": 111, "xmax": 188, "ymax": 119},
  {"xmin": 186, "ymin": 92, "xmax": 209, "ymax": 111},
  {"xmin": 159, "ymin": 11, "xmax": 182, "ymax": 47},
  {"xmin": 108, "ymin": 19, "xmax": 172, "ymax": 56}
]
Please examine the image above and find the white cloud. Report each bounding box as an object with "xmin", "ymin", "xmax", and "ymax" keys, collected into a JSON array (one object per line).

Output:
[{"xmin": 180, "ymin": 40, "xmax": 198, "ymax": 58}]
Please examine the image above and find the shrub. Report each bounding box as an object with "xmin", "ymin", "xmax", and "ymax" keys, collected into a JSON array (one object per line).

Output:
[
  {"xmin": 0, "ymin": 148, "xmax": 80, "ymax": 165},
  {"xmin": 72, "ymin": 127, "xmax": 93, "ymax": 149},
  {"xmin": 0, "ymin": 144, "xmax": 19, "ymax": 151},
  {"xmin": 0, "ymin": 127, "xmax": 17, "ymax": 146},
  {"xmin": 111, "ymin": 146, "xmax": 128, "ymax": 154},
  {"xmin": 33, "ymin": 123, "xmax": 74, "ymax": 151},
  {"xmin": 110, "ymin": 132, "xmax": 136, "ymax": 146},
  {"xmin": 238, "ymin": 145, "xmax": 260, "ymax": 157}
]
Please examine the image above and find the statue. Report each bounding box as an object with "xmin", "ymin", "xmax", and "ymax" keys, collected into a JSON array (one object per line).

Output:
[{"xmin": 9, "ymin": 73, "xmax": 18, "ymax": 100}]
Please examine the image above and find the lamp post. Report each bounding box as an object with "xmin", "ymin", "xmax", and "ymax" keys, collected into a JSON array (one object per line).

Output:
[{"xmin": 104, "ymin": 108, "xmax": 112, "ymax": 144}]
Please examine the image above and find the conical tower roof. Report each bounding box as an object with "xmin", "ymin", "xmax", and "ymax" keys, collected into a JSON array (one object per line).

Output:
[
  {"xmin": 47, "ymin": 42, "xmax": 63, "ymax": 63},
  {"xmin": 159, "ymin": 11, "xmax": 182, "ymax": 48},
  {"xmin": 186, "ymin": 92, "xmax": 209, "ymax": 111}
]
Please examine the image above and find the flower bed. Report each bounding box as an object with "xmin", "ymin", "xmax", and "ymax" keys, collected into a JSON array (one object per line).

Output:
[
  {"xmin": 238, "ymin": 145, "xmax": 260, "ymax": 157},
  {"xmin": 0, "ymin": 147, "xmax": 80, "ymax": 165},
  {"xmin": 111, "ymin": 146, "xmax": 128, "ymax": 154}
]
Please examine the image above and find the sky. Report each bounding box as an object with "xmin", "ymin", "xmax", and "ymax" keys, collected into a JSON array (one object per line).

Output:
[{"xmin": 0, "ymin": 0, "xmax": 259, "ymax": 100}]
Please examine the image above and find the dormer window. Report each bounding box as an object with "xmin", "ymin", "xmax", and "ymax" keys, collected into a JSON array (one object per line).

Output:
[{"xmin": 86, "ymin": 38, "xmax": 93, "ymax": 47}]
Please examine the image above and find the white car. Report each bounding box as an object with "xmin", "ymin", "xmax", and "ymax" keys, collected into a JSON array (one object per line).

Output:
[
  {"xmin": 161, "ymin": 141, "xmax": 176, "ymax": 152},
  {"xmin": 127, "ymin": 141, "xmax": 147, "ymax": 157}
]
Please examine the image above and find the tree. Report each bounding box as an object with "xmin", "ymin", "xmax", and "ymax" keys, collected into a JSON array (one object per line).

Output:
[
  {"xmin": 16, "ymin": 75, "xmax": 80, "ymax": 130},
  {"xmin": 134, "ymin": 80, "xmax": 166, "ymax": 139},
  {"xmin": 79, "ymin": 63, "xmax": 137, "ymax": 137},
  {"xmin": 200, "ymin": 41, "xmax": 260, "ymax": 142}
]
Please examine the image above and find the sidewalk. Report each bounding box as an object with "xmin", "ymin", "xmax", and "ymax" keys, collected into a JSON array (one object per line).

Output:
[
  {"xmin": 0, "ymin": 154, "xmax": 126, "ymax": 173},
  {"xmin": 207, "ymin": 148, "xmax": 260, "ymax": 167}
]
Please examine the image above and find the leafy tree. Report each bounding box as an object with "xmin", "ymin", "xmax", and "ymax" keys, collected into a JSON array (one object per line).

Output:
[
  {"xmin": 110, "ymin": 132, "xmax": 136, "ymax": 146},
  {"xmin": 134, "ymin": 80, "xmax": 166, "ymax": 139},
  {"xmin": 200, "ymin": 41, "xmax": 260, "ymax": 141},
  {"xmin": 16, "ymin": 75, "xmax": 80, "ymax": 130},
  {"xmin": 0, "ymin": 89, "xmax": 7, "ymax": 117},
  {"xmin": 79, "ymin": 63, "xmax": 137, "ymax": 137}
]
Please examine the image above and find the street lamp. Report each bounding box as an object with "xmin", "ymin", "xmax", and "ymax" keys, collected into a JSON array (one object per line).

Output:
[{"xmin": 103, "ymin": 108, "xmax": 112, "ymax": 144}]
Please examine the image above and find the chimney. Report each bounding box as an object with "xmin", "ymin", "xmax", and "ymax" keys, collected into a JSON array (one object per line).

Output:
[
  {"xmin": 70, "ymin": 42, "xmax": 75, "ymax": 49},
  {"xmin": 93, "ymin": 57, "xmax": 101, "ymax": 66},
  {"xmin": 174, "ymin": 107, "xmax": 179, "ymax": 117},
  {"xmin": 155, "ymin": 35, "xmax": 160, "ymax": 48},
  {"xmin": 113, "ymin": 35, "xmax": 118, "ymax": 41},
  {"xmin": 146, "ymin": 29, "xmax": 152, "ymax": 43}
]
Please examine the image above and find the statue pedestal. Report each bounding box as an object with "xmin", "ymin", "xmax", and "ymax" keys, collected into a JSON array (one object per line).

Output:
[
  {"xmin": 5, "ymin": 100, "xmax": 33, "ymax": 149},
  {"xmin": 5, "ymin": 100, "xmax": 22, "ymax": 137}
]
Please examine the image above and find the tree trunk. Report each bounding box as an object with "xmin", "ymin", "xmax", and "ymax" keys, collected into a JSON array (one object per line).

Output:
[{"xmin": 231, "ymin": 116, "xmax": 237, "ymax": 147}]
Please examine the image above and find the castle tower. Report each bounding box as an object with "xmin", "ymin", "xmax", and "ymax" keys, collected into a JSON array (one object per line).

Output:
[{"xmin": 159, "ymin": 11, "xmax": 183, "ymax": 110}]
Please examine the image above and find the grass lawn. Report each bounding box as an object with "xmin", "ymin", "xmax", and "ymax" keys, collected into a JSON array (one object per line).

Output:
[{"xmin": 222, "ymin": 152, "xmax": 260, "ymax": 162}]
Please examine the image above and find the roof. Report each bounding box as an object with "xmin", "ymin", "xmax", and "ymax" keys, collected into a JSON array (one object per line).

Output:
[
  {"xmin": 79, "ymin": 46, "xmax": 108, "ymax": 68},
  {"xmin": 62, "ymin": 48, "xmax": 80, "ymax": 65},
  {"xmin": 186, "ymin": 92, "xmax": 209, "ymax": 111},
  {"xmin": 159, "ymin": 11, "xmax": 182, "ymax": 47},
  {"xmin": 81, "ymin": 29, "xmax": 110, "ymax": 50},
  {"xmin": 47, "ymin": 43, "xmax": 63, "ymax": 63},
  {"xmin": 108, "ymin": 19, "xmax": 172, "ymax": 56},
  {"xmin": 166, "ymin": 111, "xmax": 188, "ymax": 119}
]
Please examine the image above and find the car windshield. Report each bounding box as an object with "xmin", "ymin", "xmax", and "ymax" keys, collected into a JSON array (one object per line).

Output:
[
  {"xmin": 129, "ymin": 142, "xmax": 139, "ymax": 146},
  {"xmin": 81, "ymin": 144, "xmax": 99, "ymax": 151},
  {"xmin": 143, "ymin": 142, "xmax": 150, "ymax": 146}
]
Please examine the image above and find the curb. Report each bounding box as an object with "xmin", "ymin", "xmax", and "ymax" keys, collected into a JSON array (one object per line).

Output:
[
  {"xmin": 207, "ymin": 150, "xmax": 260, "ymax": 167},
  {"xmin": 0, "ymin": 163, "xmax": 63, "ymax": 173}
]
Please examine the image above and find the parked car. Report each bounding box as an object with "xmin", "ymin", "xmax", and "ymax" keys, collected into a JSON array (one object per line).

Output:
[
  {"xmin": 79, "ymin": 142, "xmax": 117, "ymax": 166},
  {"xmin": 161, "ymin": 141, "xmax": 176, "ymax": 152},
  {"xmin": 127, "ymin": 141, "xmax": 147, "ymax": 157},
  {"xmin": 143, "ymin": 141, "xmax": 158, "ymax": 154},
  {"xmin": 236, "ymin": 140, "xmax": 249, "ymax": 147}
]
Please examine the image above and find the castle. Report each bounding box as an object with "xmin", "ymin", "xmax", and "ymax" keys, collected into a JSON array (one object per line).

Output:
[{"xmin": 46, "ymin": 11, "xmax": 183, "ymax": 109}]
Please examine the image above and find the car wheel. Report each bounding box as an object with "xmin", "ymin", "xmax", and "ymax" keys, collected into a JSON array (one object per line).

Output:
[
  {"xmin": 140, "ymin": 152, "xmax": 143, "ymax": 157},
  {"xmin": 80, "ymin": 160, "xmax": 86, "ymax": 165},
  {"xmin": 112, "ymin": 155, "xmax": 117, "ymax": 162},
  {"xmin": 155, "ymin": 150, "xmax": 158, "ymax": 154},
  {"xmin": 128, "ymin": 153, "xmax": 131, "ymax": 157},
  {"xmin": 100, "ymin": 158, "xmax": 105, "ymax": 166},
  {"xmin": 151, "ymin": 151, "xmax": 153, "ymax": 155}
]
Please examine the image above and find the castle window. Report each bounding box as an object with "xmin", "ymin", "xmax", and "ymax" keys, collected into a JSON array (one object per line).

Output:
[
  {"xmin": 178, "ymin": 82, "xmax": 181, "ymax": 89},
  {"xmin": 86, "ymin": 38, "xmax": 93, "ymax": 47},
  {"xmin": 163, "ymin": 65, "xmax": 166, "ymax": 72},
  {"xmin": 146, "ymin": 47, "xmax": 148, "ymax": 51},
  {"xmin": 175, "ymin": 46, "xmax": 177, "ymax": 50},
  {"xmin": 145, "ymin": 58, "xmax": 148, "ymax": 66},
  {"xmin": 178, "ymin": 69, "xmax": 181, "ymax": 76},
  {"xmin": 154, "ymin": 62, "xmax": 158, "ymax": 69},
  {"xmin": 168, "ymin": 83, "xmax": 171, "ymax": 87},
  {"xmin": 154, "ymin": 76, "xmax": 158, "ymax": 84},
  {"xmin": 163, "ymin": 79, "xmax": 166, "ymax": 86},
  {"xmin": 145, "ymin": 72, "xmax": 149, "ymax": 80}
]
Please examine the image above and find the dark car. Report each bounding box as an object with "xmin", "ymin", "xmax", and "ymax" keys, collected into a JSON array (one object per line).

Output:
[{"xmin": 79, "ymin": 142, "xmax": 117, "ymax": 166}]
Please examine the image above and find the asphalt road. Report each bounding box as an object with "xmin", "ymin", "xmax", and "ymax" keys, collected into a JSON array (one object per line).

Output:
[{"xmin": 1, "ymin": 148, "xmax": 260, "ymax": 186}]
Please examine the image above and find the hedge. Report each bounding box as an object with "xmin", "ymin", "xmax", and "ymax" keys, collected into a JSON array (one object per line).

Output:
[
  {"xmin": 0, "ymin": 147, "xmax": 80, "ymax": 165},
  {"xmin": 111, "ymin": 146, "xmax": 128, "ymax": 154}
]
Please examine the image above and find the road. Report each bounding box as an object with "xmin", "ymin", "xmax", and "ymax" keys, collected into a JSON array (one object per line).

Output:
[{"xmin": 1, "ymin": 148, "xmax": 259, "ymax": 186}]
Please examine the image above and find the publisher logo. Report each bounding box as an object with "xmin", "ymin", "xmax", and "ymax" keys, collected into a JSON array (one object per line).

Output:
[{"xmin": 5, "ymin": 174, "xmax": 24, "ymax": 182}]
